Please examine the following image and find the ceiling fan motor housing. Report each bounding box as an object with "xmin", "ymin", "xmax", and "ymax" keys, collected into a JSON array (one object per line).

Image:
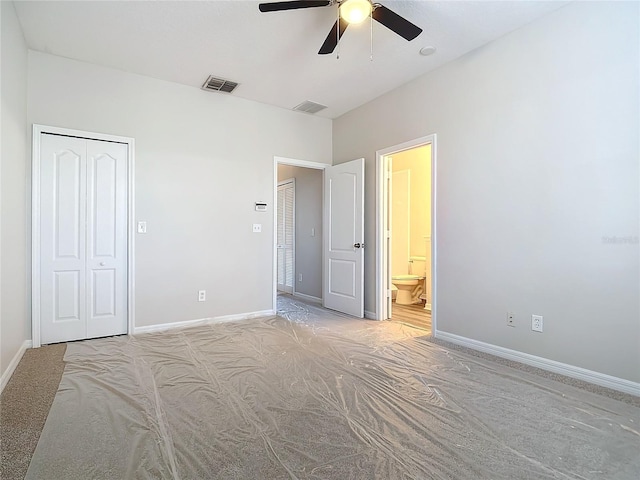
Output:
[{"xmin": 258, "ymin": 0, "xmax": 422, "ymax": 55}]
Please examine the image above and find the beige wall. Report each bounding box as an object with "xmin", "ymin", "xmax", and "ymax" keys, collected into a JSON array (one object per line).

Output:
[
  {"xmin": 333, "ymin": 2, "xmax": 639, "ymax": 382},
  {"xmin": 391, "ymin": 144, "xmax": 431, "ymax": 259},
  {"xmin": 27, "ymin": 52, "xmax": 332, "ymax": 330},
  {"xmin": 390, "ymin": 168, "xmax": 410, "ymax": 275},
  {"xmin": 1, "ymin": 1, "xmax": 30, "ymax": 382},
  {"xmin": 277, "ymin": 165, "xmax": 323, "ymax": 299}
]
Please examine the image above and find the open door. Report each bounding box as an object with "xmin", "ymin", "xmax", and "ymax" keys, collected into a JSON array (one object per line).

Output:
[{"xmin": 323, "ymin": 158, "xmax": 364, "ymax": 317}]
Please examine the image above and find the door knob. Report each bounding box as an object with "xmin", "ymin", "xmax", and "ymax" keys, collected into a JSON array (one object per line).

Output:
[
  {"xmin": 354, "ymin": 243, "xmax": 365, "ymax": 248},
  {"xmin": 99, "ymin": 262, "xmax": 105, "ymax": 266}
]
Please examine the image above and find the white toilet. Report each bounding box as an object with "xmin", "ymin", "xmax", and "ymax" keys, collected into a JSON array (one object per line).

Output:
[
  {"xmin": 391, "ymin": 274, "xmax": 425, "ymax": 305},
  {"xmin": 392, "ymin": 256, "xmax": 427, "ymax": 305}
]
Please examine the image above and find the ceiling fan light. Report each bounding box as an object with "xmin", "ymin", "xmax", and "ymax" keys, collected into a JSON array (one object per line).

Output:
[{"xmin": 340, "ymin": 0, "xmax": 371, "ymax": 24}]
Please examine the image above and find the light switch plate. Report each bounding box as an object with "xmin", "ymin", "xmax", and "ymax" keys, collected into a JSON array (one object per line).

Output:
[{"xmin": 137, "ymin": 221, "xmax": 147, "ymax": 234}]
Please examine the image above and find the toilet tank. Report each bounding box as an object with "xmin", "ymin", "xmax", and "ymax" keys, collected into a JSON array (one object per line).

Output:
[{"xmin": 409, "ymin": 256, "xmax": 427, "ymax": 276}]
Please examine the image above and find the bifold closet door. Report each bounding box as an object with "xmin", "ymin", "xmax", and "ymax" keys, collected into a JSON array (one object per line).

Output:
[
  {"xmin": 277, "ymin": 182, "xmax": 294, "ymax": 294},
  {"xmin": 39, "ymin": 134, "xmax": 128, "ymax": 344}
]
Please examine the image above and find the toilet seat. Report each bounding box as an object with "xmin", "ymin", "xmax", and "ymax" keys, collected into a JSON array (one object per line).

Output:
[
  {"xmin": 391, "ymin": 275, "xmax": 425, "ymax": 305},
  {"xmin": 392, "ymin": 274, "xmax": 424, "ymax": 285}
]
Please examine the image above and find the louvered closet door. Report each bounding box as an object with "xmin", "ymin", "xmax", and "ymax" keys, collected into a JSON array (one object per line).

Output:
[
  {"xmin": 277, "ymin": 182, "xmax": 294, "ymax": 294},
  {"xmin": 39, "ymin": 134, "xmax": 128, "ymax": 344}
]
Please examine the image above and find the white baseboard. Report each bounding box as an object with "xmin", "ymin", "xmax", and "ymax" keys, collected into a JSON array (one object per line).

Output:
[
  {"xmin": 133, "ymin": 309, "xmax": 275, "ymax": 335},
  {"xmin": 292, "ymin": 292, "xmax": 322, "ymax": 304},
  {"xmin": 364, "ymin": 310, "xmax": 377, "ymax": 320},
  {"xmin": 435, "ymin": 331, "xmax": 640, "ymax": 397},
  {"xmin": 1, "ymin": 340, "xmax": 33, "ymax": 393}
]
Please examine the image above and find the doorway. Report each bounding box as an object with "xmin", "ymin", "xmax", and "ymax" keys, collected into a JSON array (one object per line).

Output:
[
  {"xmin": 376, "ymin": 135, "xmax": 436, "ymax": 333},
  {"xmin": 272, "ymin": 156, "xmax": 365, "ymax": 318},
  {"xmin": 31, "ymin": 125, "xmax": 135, "ymax": 347},
  {"xmin": 273, "ymin": 157, "xmax": 326, "ymax": 311}
]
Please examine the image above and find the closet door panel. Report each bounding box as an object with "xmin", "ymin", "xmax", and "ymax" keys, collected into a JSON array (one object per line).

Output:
[
  {"xmin": 40, "ymin": 134, "xmax": 87, "ymax": 343},
  {"xmin": 86, "ymin": 140, "xmax": 128, "ymax": 338}
]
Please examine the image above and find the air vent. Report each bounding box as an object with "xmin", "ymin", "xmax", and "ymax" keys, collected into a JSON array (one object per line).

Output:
[
  {"xmin": 201, "ymin": 75, "xmax": 239, "ymax": 94},
  {"xmin": 293, "ymin": 101, "xmax": 327, "ymax": 114}
]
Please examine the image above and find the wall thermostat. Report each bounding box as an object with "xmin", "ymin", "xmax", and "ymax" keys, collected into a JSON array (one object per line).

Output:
[{"xmin": 255, "ymin": 202, "xmax": 267, "ymax": 212}]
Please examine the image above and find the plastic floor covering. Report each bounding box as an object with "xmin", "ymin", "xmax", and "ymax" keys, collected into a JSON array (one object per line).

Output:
[{"xmin": 25, "ymin": 300, "xmax": 640, "ymax": 479}]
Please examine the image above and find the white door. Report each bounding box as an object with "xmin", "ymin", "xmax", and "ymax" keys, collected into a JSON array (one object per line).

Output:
[
  {"xmin": 39, "ymin": 133, "xmax": 128, "ymax": 344},
  {"xmin": 323, "ymin": 158, "xmax": 364, "ymax": 317},
  {"xmin": 277, "ymin": 181, "xmax": 295, "ymax": 294}
]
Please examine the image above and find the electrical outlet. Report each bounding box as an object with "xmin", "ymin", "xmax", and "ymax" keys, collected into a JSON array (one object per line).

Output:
[
  {"xmin": 198, "ymin": 290, "xmax": 206, "ymax": 302},
  {"xmin": 252, "ymin": 224, "xmax": 262, "ymax": 233},
  {"xmin": 507, "ymin": 312, "xmax": 515, "ymax": 327},
  {"xmin": 531, "ymin": 314, "xmax": 543, "ymax": 332}
]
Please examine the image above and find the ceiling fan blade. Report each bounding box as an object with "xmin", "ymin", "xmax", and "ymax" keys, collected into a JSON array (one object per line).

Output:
[
  {"xmin": 318, "ymin": 18, "xmax": 349, "ymax": 55},
  {"xmin": 372, "ymin": 4, "xmax": 422, "ymax": 41},
  {"xmin": 259, "ymin": 1, "xmax": 331, "ymax": 13}
]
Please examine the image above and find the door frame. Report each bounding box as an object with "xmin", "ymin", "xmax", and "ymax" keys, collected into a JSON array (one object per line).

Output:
[
  {"xmin": 31, "ymin": 124, "xmax": 135, "ymax": 348},
  {"xmin": 276, "ymin": 178, "xmax": 296, "ymax": 295},
  {"xmin": 272, "ymin": 156, "xmax": 327, "ymax": 313},
  {"xmin": 375, "ymin": 134, "xmax": 437, "ymax": 332}
]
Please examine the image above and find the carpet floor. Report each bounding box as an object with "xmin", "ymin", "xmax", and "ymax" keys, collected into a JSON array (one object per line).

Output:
[
  {"xmin": 2, "ymin": 297, "xmax": 639, "ymax": 479},
  {"xmin": 1, "ymin": 343, "xmax": 66, "ymax": 480}
]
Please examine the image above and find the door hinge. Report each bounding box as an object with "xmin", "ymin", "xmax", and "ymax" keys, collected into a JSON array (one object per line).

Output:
[{"xmin": 387, "ymin": 289, "xmax": 392, "ymax": 298}]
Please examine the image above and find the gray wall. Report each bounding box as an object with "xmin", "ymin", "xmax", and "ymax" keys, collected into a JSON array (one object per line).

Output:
[
  {"xmin": 1, "ymin": 2, "xmax": 30, "ymax": 379},
  {"xmin": 278, "ymin": 165, "xmax": 323, "ymax": 300},
  {"xmin": 333, "ymin": 2, "xmax": 639, "ymax": 382},
  {"xmin": 26, "ymin": 52, "xmax": 332, "ymax": 331}
]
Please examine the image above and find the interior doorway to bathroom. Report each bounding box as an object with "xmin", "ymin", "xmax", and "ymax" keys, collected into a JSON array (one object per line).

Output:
[{"xmin": 376, "ymin": 135, "xmax": 436, "ymax": 333}]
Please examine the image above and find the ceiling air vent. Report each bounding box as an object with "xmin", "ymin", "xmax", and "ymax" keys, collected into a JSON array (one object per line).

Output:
[
  {"xmin": 201, "ymin": 75, "xmax": 238, "ymax": 94},
  {"xmin": 293, "ymin": 101, "xmax": 327, "ymax": 115}
]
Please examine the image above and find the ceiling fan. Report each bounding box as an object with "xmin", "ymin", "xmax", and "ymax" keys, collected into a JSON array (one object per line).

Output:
[{"xmin": 258, "ymin": 0, "xmax": 423, "ymax": 55}]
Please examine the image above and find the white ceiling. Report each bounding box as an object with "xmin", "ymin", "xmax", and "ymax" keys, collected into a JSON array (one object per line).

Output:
[{"xmin": 13, "ymin": 0, "xmax": 568, "ymax": 119}]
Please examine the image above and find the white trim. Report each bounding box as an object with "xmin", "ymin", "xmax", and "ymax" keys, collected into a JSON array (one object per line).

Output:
[
  {"xmin": 292, "ymin": 292, "xmax": 322, "ymax": 304},
  {"xmin": 273, "ymin": 157, "xmax": 328, "ymax": 315},
  {"xmin": 31, "ymin": 124, "xmax": 135, "ymax": 347},
  {"xmin": 0, "ymin": 340, "xmax": 33, "ymax": 393},
  {"xmin": 127, "ymin": 139, "xmax": 136, "ymax": 339},
  {"xmin": 31, "ymin": 129, "xmax": 42, "ymax": 347},
  {"xmin": 376, "ymin": 135, "xmax": 437, "ymax": 335},
  {"xmin": 435, "ymin": 331, "xmax": 640, "ymax": 397},
  {"xmin": 133, "ymin": 310, "xmax": 275, "ymax": 335},
  {"xmin": 274, "ymin": 156, "xmax": 330, "ymax": 170},
  {"xmin": 364, "ymin": 310, "xmax": 376, "ymax": 320}
]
